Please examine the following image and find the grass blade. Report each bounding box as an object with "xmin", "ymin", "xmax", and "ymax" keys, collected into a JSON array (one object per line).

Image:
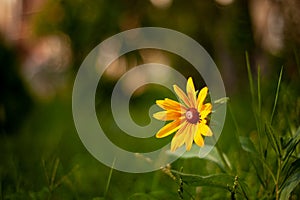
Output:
[
  {"xmin": 104, "ymin": 157, "xmax": 116, "ymax": 198},
  {"xmin": 257, "ymin": 66, "xmax": 261, "ymax": 116},
  {"xmin": 42, "ymin": 159, "xmax": 50, "ymax": 187},
  {"xmin": 265, "ymin": 122, "xmax": 281, "ymax": 157},
  {"xmin": 245, "ymin": 51, "xmax": 255, "ymax": 102},
  {"xmin": 245, "ymin": 52, "xmax": 263, "ymax": 157},
  {"xmin": 282, "ymin": 127, "xmax": 300, "ymax": 172},
  {"xmin": 270, "ymin": 66, "xmax": 283, "ymax": 124},
  {"xmin": 50, "ymin": 158, "xmax": 60, "ymax": 190},
  {"xmin": 281, "ymin": 158, "xmax": 300, "ymax": 189},
  {"xmin": 280, "ymin": 167, "xmax": 300, "ymax": 200},
  {"xmin": 53, "ymin": 164, "xmax": 79, "ymax": 190}
]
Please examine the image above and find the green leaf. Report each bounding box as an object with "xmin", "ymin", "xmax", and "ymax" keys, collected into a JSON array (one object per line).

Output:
[
  {"xmin": 239, "ymin": 136, "xmax": 258, "ymax": 154},
  {"xmin": 289, "ymin": 159, "xmax": 300, "ymax": 176},
  {"xmin": 168, "ymin": 146, "xmax": 230, "ymax": 172},
  {"xmin": 280, "ymin": 167, "xmax": 300, "ymax": 200},
  {"xmin": 204, "ymin": 147, "xmax": 231, "ymax": 172},
  {"xmin": 239, "ymin": 136, "xmax": 277, "ymax": 185},
  {"xmin": 171, "ymin": 171, "xmax": 250, "ymax": 199},
  {"xmin": 245, "ymin": 51, "xmax": 255, "ymax": 103},
  {"xmin": 280, "ymin": 127, "xmax": 300, "ymax": 200},
  {"xmin": 281, "ymin": 158, "xmax": 300, "ymax": 189},
  {"xmin": 281, "ymin": 137, "xmax": 291, "ymax": 150},
  {"xmin": 283, "ymin": 127, "xmax": 300, "ymax": 161},
  {"xmin": 238, "ymin": 179, "xmax": 251, "ymax": 200},
  {"xmin": 171, "ymin": 170, "xmax": 234, "ymax": 189},
  {"xmin": 257, "ymin": 65, "xmax": 261, "ymax": 116},
  {"xmin": 265, "ymin": 122, "xmax": 281, "ymax": 157},
  {"xmin": 270, "ymin": 66, "xmax": 283, "ymax": 124}
]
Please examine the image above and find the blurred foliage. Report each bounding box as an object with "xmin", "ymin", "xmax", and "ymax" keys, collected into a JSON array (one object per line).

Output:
[
  {"xmin": 32, "ymin": 0, "xmax": 255, "ymax": 76},
  {"xmin": 0, "ymin": 37, "xmax": 32, "ymax": 134}
]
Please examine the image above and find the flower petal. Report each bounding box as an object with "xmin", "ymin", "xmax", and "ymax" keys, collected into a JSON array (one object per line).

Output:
[
  {"xmin": 200, "ymin": 103, "xmax": 212, "ymax": 119},
  {"xmin": 197, "ymin": 87, "xmax": 208, "ymax": 111},
  {"xmin": 173, "ymin": 85, "xmax": 191, "ymax": 107},
  {"xmin": 186, "ymin": 77, "xmax": 197, "ymax": 108},
  {"xmin": 171, "ymin": 121, "xmax": 188, "ymax": 151},
  {"xmin": 155, "ymin": 118, "xmax": 184, "ymax": 138},
  {"xmin": 194, "ymin": 124, "xmax": 204, "ymax": 147},
  {"xmin": 185, "ymin": 124, "xmax": 196, "ymax": 151},
  {"xmin": 153, "ymin": 110, "xmax": 182, "ymax": 121},
  {"xmin": 156, "ymin": 98, "xmax": 187, "ymax": 112},
  {"xmin": 198, "ymin": 122, "xmax": 213, "ymax": 136}
]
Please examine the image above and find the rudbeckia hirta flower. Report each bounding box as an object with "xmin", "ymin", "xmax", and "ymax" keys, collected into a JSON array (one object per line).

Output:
[{"xmin": 153, "ymin": 77, "xmax": 213, "ymax": 152}]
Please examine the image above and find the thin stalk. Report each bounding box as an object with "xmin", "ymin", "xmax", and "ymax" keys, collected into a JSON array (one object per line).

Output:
[
  {"xmin": 270, "ymin": 66, "xmax": 283, "ymax": 124},
  {"xmin": 168, "ymin": 170, "xmax": 196, "ymax": 200},
  {"xmin": 275, "ymin": 158, "xmax": 282, "ymax": 200},
  {"xmin": 256, "ymin": 156, "xmax": 277, "ymax": 185},
  {"xmin": 50, "ymin": 158, "xmax": 60, "ymax": 191},
  {"xmin": 250, "ymin": 158, "xmax": 267, "ymax": 189},
  {"xmin": 229, "ymin": 105, "xmax": 241, "ymax": 143},
  {"xmin": 246, "ymin": 52, "xmax": 263, "ymax": 156},
  {"xmin": 256, "ymin": 66, "xmax": 264, "ymax": 156},
  {"xmin": 215, "ymin": 142, "xmax": 231, "ymax": 173},
  {"xmin": 53, "ymin": 164, "xmax": 79, "ymax": 190},
  {"xmin": 245, "ymin": 53, "xmax": 267, "ymax": 187},
  {"xmin": 246, "ymin": 52, "xmax": 255, "ymax": 102},
  {"xmin": 42, "ymin": 159, "xmax": 50, "ymax": 187},
  {"xmin": 257, "ymin": 66, "xmax": 262, "ymax": 118},
  {"xmin": 104, "ymin": 157, "xmax": 116, "ymax": 198},
  {"xmin": 181, "ymin": 184, "xmax": 196, "ymax": 200},
  {"xmin": 181, "ymin": 182, "xmax": 196, "ymax": 200},
  {"xmin": 256, "ymin": 66, "xmax": 264, "ymax": 155}
]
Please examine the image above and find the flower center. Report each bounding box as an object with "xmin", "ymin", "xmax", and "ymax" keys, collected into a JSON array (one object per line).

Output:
[{"xmin": 185, "ymin": 108, "xmax": 199, "ymax": 124}]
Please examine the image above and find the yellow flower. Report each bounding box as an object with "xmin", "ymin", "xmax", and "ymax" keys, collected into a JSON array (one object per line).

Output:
[{"xmin": 153, "ymin": 77, "xmax": 213, "ymax": 152}]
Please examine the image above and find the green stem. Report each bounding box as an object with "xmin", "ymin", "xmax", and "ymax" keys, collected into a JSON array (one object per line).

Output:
[
  {"xmin": 257, "ymin": 156, "xmax": 277, "ymax": 185},
  {"xmin": 176, "ymin": 175, "xmax": 195, "ymax": 200},
  {"xmin": 270, "ymin": 66, "xmax": 283, "ymax": 124},
  {"xmin": 229, "ymin": 105, "xmax": 240, "ymax": 143},
  {"xmin": 104, "ymin": 157, "xmax": 116, "ymax": 198},
  {"xmin": 257, "ymin": 66, "xmax": 261, "ymax": 119},
  {"xmin": 215, "ymin": 142, "xmax": 231, "ymax": 173},
  {"xmin": 245, "ymin": 52, "xmax": 255, "ymax": 102},
  {"xmin": 275, "ymin": 158, "xmax": 282, "ymax": 200},
  {"xmin": 246, "ymin": 52, "xmax": 263, "ymax": 157},
  {"xmin": 256, "ymin": 66, "xmax": 264, "ymax": 157}
]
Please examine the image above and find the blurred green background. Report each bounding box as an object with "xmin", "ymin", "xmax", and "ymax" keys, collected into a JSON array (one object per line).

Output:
[{"xmin": 0, "ymin": 0, "xmax": 300, "ymax": 199}]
